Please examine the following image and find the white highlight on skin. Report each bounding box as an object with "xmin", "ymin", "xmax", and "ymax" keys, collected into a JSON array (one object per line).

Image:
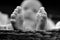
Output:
[{"xmin": 55, "ymin": 21, "xmax": 60, "ymax": 29}]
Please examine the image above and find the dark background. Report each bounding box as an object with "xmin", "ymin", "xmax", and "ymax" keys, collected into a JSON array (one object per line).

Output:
[{"xmin": 0, "ymin": 0, "xmax": 60, "ymax": 22}]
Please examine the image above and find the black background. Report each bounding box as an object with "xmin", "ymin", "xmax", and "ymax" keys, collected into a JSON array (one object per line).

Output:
[{"xmin": 0, "ymin": 0, "xmax": 60, "ymax": 19}]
